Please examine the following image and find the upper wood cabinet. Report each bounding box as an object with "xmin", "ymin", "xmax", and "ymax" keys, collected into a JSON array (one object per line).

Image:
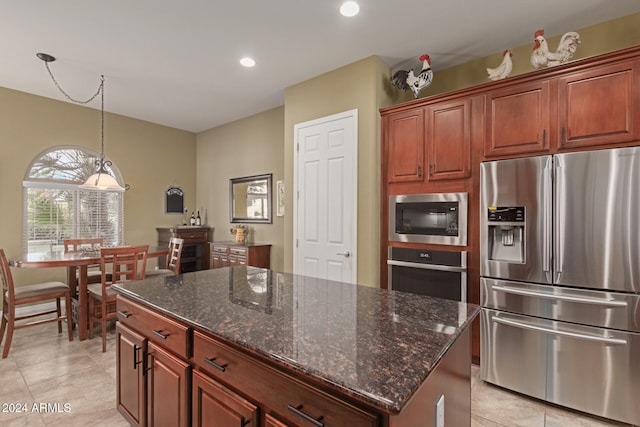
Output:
[
  {"xmin": 426, "ymin": 98, "xmax": 471, "ymax": 181},
  {"xmin": 558, "ymin": 59, "xmax": 640, "ymax": 149},
  {"xmin": 484, "ymin": 80, "xmax": 551, "ymax": 157},
  {"xmin": 385, "ymin": 108, "xmax": 425, "ymax": 183}
]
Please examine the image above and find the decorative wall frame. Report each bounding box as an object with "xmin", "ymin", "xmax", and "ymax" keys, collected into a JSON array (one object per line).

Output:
[{"xmin": 276, "ymin": 180, "xmax": 285, "ymax": 217}]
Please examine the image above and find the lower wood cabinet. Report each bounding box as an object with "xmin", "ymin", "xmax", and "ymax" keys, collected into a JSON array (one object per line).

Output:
[
  {"xmin": 116, "ymin": 322, "xmax": 190, "ymax": 427},
  {"xmin": 192, "ymin": 370, "xmax": 259, "ymax": 427},
  {"xmin": 210, "ymin": 242, "xmax": 271, "ymax": 269},
  {"xmin": 116, "ymin": 295, "xmax": 380, "ymax": 427}
]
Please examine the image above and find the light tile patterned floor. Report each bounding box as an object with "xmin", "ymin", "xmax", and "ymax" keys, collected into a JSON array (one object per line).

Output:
[{"xmin": 0, "ymin": 322, "xmax": 635, "ymax": 426}]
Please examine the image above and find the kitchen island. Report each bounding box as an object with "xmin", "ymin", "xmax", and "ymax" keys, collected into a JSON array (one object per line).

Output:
[{"xmin": 113, "ymin": 266, "xmax": 479, "ymax": 426}]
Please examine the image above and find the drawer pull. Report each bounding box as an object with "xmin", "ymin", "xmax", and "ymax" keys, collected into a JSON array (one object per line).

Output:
[
  {"xmin": 117, "ymin": 310, "xmax": 131, "ymax": 318},
  {"xmin": 152, "ymin": 329, "xmax": 170, "ymax": 340},
  {"xmin": 287, "ymin": 405, "xmax": 325, "ymax": 427},
  {"xmin": 204, "ymin": 357, "xmax": 228, "ymax": 372}
]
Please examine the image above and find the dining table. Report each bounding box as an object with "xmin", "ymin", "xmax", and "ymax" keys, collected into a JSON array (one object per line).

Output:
[{"xmin": 9, "ymin": 245, "xmax": 169, "ymax": 341}]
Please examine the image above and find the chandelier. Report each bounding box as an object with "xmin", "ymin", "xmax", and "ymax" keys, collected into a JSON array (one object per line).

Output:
[{"xmin": 37, "ymin": 53, "xmax": 125, "ymax": 192}]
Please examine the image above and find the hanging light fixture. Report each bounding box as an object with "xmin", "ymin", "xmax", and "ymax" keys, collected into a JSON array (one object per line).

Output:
[{"xmin": 37, "ymin": 53, "xmax": 125, "ymax": 192}]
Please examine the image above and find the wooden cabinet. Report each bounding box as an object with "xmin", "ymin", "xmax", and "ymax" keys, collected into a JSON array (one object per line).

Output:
[
  {"xmin": 558, "ymin": 59, "xmax": 640, "ymax": 149},
  {"xmin": 116, "ymin": 322, "xmax": 146, "ymax": 426},
  {"xmin": 426, "ymin": 98, "xmax": 471, "ymax": 180},
  {"xmin": 385, "ymin": 108, "xmax": 425, "ymax": 183},
  {"xmin": 210, "ymin": 242, "xmax": 271, "ymax": 269},
  {"xmin": 484, "ymin": 80, "xmax": 551, "ymax": 157},
  {"xmin": 157, "ymin": 227, "xmax": 210, "ymax": 272},
  {"xmin": 192, "ymin": 370, "xmax": 259, "ymax": 427},
  {"xmin": 192, "ymin": 331, "xmax": 378, "ymax": 427},
  {"xmin": 116, "ymin": 297, "xmax": 191, "ymax": 427}
]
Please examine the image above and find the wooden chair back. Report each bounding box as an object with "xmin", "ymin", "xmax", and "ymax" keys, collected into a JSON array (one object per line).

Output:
[
  {"xmin": 100, "ymin": 245, "xmax": 149, "ymax": 287},
  {"xmin": 63, "ymin": 237, "xmax": 104, "ymax": 253},
  {"xmin": 166, "ymin": 237, "xmax": 184, "ymax": 274},
  {"xmin": 0, "ymin": 249, "xmax": 15, "ymax": 306}
]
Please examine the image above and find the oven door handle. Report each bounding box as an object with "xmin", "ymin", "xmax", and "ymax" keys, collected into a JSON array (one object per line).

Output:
[{"xmin": 387, "ymin": 260, "xmax": 467, "ymax": 273}]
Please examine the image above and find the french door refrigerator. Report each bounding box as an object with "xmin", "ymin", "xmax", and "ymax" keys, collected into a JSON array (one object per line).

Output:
[{"xmin": 479, "ymin": 147, "xmax": 640, "ymax": 426}]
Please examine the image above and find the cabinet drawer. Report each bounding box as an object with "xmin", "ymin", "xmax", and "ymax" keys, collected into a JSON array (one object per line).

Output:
[
  {"xmin": 117, "ymin": 296, "xmax": 190, "ymax": 359},
  {"xmin": 212, "ymin": 245, "xmax": 229, "ymax": 254},
  {"xmin": 193, "ymin": 331, "xmax": 378, "ymax": 427},
  {"xmin": 177, "ymin": 231, "xmax": 208, "ymax": 243},
  {"xmin": 229, "ymin": 247, "xmax": 247, "ymax": 257}
]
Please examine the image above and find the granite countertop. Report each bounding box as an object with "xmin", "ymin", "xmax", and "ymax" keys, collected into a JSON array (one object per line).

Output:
[{"xmin": 113, "ymin": 266, "xmax": 479, "ymax": 415}]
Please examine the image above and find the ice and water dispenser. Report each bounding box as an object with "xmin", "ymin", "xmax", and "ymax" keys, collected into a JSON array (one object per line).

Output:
[{"xmin": 486, "ymin": 206, "xmax": 525, "ymax": 263}]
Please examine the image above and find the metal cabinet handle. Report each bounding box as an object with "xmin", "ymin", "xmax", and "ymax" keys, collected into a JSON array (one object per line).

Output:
[
  {"xmin": 287, "ymin": 405, "xmax": 325, "ymax": 427},
  {"xmin": 491, "ymin": 285, "xmax": 627, "ymax": 307},
  {"xmin": 336, "ymin": 251, "xmax": 351, "ymax": 258},
  {"xmin": 417, "ymin": 164, "xmax": 422, "ymax": 177},
  {"xmin": 117, "ymin": 310, "xmax": 131, "ymax": 318},
  {"xmin": 152, "ymin": 329, "xmax": 169, "ymax": 340},
  {"xmin": 133, "ymin": 344, "xmax": 143, "ymax": 370},
  {"xmin": 204, "ymin": 357, "xmax": 228, "ymax": 372},
  {"xmin": 492, "ymin": 317, "xmax": 627, "ymax": 345}
]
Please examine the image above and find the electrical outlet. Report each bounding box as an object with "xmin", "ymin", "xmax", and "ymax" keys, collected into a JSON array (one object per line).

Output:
[{"xmin": 435, "ymin": 394, "xmax": 445, "ymax": 427}]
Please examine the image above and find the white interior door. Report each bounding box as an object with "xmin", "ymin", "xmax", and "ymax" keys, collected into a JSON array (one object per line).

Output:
[{"xmin": 293, "ymin": 109, "xmax": 358, "ymax": 284}]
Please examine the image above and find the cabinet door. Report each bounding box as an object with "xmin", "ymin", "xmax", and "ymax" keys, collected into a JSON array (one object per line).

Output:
[
  {"xmin": 386, "ymin": 108, "xmax": 425, "ymax": 182},
  {"xmin": 558, "ymin": 60, "xmax": 640, "ymax": 149},
  {"xmin": 192, "ymin": 370, "xmax": 259, "ymax": 427},
  {"xmin": 264, "ymin": 413, "xmax": 291, "ymax": 427},
  {"xmin": 116, "ymin": 322, "xmax": 146, "ymax": 427},
  {"xmin": 426, "ymin": 98, "xmax": 471, "ymax": 180},
  {"xmin": 147, "ymin": 342, "xmax": 191, "ymax": 427},
  {"xmin": 485, "ymin": 80, "xmax": 551, "ymax": 157}
]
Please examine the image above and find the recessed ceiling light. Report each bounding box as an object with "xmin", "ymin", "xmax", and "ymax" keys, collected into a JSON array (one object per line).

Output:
[
  {"xmin": 240, "ymin": 57, "xmax": 256, "ymax": 67},
  {"xmin": 340, "ymin": 1, "xmax": 360, "ymax": 17}
]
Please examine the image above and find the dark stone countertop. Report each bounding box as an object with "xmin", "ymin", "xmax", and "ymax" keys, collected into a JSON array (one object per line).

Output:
[{"xmin": 113, "ymin": 266, "xmax": 479, "ymax": 415}]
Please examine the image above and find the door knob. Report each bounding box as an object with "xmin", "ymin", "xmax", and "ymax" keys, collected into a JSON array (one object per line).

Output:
[{"xmin": 336, "ymin": 251, "xmax": 351, "ymax": 258}]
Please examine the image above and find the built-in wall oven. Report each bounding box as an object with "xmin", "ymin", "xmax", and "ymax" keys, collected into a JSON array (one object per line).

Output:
[
  {"xmin": 387, "ymin": 247, "xmax": 467, "ymax": 302},
  {"xmin": 389, "ymin": 192, "xmax": 468, "ymax": 246}
]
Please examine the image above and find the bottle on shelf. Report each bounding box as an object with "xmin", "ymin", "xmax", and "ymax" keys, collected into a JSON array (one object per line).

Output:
[
  {"xmin": 196, "ymin": 210, "xmax": 202, "ymax": 226},
  {"xmin": 190, "ymin": 212, "xmax": 196, "ymax": 226}
]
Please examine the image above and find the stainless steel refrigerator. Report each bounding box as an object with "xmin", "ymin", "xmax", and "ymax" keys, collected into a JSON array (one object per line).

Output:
[{"xmin": 479, "ymin": 147, "xmax": 640, "ymax": 426}]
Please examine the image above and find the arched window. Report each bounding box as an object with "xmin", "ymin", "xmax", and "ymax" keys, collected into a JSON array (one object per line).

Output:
[{"xmin": 23, "ymin": 146, "xmax": 124, "ymax": 253}]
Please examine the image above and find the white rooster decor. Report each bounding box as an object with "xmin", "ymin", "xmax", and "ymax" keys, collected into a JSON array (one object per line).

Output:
[
  {"xmin": 530, "ymin": 29, "xmax": 580, "ymax": 69},
  {"xmin": 391, "ymin": 54, "xmax": 433, "ymax": 98},
  {"xmin": 487, "ymin": 50, "xmax": 513, "ymax": 81}
]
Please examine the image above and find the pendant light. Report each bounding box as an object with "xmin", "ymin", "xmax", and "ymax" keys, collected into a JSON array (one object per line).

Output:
[{"xmin": 37, "ymin": 53, "xmax": 125, "ymax": 192}]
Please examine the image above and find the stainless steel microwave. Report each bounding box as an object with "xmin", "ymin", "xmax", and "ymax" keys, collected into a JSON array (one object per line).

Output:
[{"xmin": 389, "ymin": 193, "xmax": 468, "ymax": 246}]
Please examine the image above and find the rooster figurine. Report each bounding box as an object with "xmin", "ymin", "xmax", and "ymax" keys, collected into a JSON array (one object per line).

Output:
[
  {"xmin": 487, "ymin": 50, "xmax": 513, "ymax": 81},
  {"xmin": 391, "ymin": 54, "xmax": 433, "ymax": 98},
  {"xmin": 530, "ymin": 29, "xmax": 580, "ymax": 69}
]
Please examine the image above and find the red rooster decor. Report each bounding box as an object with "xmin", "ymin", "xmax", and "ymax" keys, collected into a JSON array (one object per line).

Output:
[{"xmin": 391, "ymin": 54, "xmax": 433, "ymax": 98}]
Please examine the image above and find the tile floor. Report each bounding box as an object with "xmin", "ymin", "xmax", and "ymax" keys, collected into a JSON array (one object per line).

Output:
[{"xmin": 0, "ymin": 322, "xmax": 635, "ymax": 426}]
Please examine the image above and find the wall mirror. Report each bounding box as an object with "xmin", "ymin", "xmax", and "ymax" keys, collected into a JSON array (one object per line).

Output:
[{"xmin": 230, "ymin": 173, "xmax": 272, "ymax": 223}]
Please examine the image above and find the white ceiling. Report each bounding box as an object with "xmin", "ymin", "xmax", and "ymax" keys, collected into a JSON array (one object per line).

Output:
[{"xmin": 2, "ymin": 1, "xmax": 639, "ymax": 133}]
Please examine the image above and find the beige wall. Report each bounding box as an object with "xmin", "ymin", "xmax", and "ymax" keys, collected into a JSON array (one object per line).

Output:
[
  {"xmin": 196, "ymin": 106, "xmax": 285, "ymax": 271},
  {"xmin": 395, "ymin": 12, "xmax": 640, "ymax": 102},
  {"xmin": 0, "ymin": 87, "xmax": 196, "ymax": 285},
  {"xmin": 283, "ymin": 55, "xmax": 393, "ymax": 287}
]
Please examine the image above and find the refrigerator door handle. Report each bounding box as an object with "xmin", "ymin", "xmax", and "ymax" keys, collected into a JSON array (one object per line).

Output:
[
  {"xmin": 491, "ymin": 285, "xmax": 628, "ymax": 307},
  {"xmin": 543, "ymin": 159, "xmax": 552, "ymax": 280},
  {"xmin": 492, "ymin": 317, "xmax": 627, "ymax": 345},
  {"xmin": 554, "ymin": 159, "xmax": 564, "ymax": 280}
]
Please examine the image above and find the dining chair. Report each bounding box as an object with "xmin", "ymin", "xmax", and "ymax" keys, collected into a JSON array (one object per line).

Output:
[
  {"xmin": 88, "ymin": 245, "xmax": 148, "ymax": 352},
  {"xmin": 63, "ymin": 238, "xmax": 107, "ymax": 285},
  {"xmin": 145, "ymin": 237, "xmax": 184, "ymax": 277},
  {"xmin": 0, "ymin": 248, "xmax": 73, "ymax": 358}
]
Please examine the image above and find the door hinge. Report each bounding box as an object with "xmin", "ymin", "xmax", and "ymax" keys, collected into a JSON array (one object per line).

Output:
[{"xmin": 296, "ymin": 239, "xmax": 298, "ymax": 248}]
